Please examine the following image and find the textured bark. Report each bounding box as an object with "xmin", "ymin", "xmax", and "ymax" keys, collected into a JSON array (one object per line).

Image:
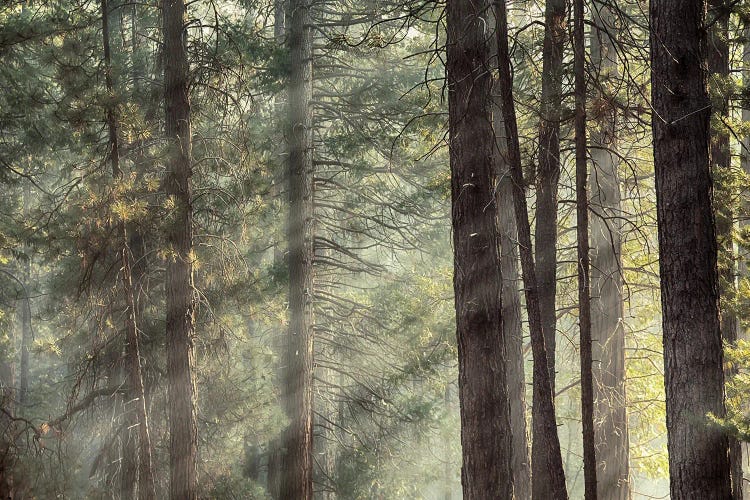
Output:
[
  {"xmin": 446, "ymin": 0, "xmax": 512, "ymax": 497},
  {"xmin": 573, "ymin": 0, "xmax": 596, "ymax": 496},
  {"xmin": 707, "ymin": 3, "xmax": 742, "ymax": 498},
  {"xmin": 281, "ymin": 0, "xmax": 314, "ymax": 496},
  {"xmin": 533, "ymin": 0, "xmax": 566, "ymax": 495},
  {"xmin": 163, "ymin": 0, "xmax": 198, "ymax": 497},
  {"xmin": 589, "ymin": 2, "xmax": 630, "ymax": 498},
  {"xmin": 492, "ymin": 27, "xmax": 531, "ymax": 499},
  {"xmin": 650, "ymin": 0, "xmax": 731, "ymax": 497},
  {"xmin": 494, "ymin": 1, "xmax": 567, "ymax": 498}
]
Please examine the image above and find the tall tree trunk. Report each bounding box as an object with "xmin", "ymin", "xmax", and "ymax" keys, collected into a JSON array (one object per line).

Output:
[
  {"xmin": 573, "ymin": 0, "xmax": 596, "ymax": 495},
  {"xmin": 101, "ymin": 2, "xmax": 158, "ymax": 498},
  {"xmin": 739, "ymin": 20, "xmax": 750, "ymax": 499},
  {"xmin": 533, "ymin": 0, "xmax": 566, "ymax": 494},
  {"xmin": 267, "ymin": 4, "xmax": 286, "ymax": 497},
  {"xmin": 445, "ymin": 0, "xmax": 512, "ymax": 497},
  {"xmin": 494, "ymin": 1, "xmax": 568, "ymax": 498},
  {"xmin": 122, "ymin": 243, "xmax": 157, "ymax": 500},
  {"xmin": 708, "ymin": 2, "xmax": 743, "ymax": 498},
  {"xmin": 491, "ymin": 17, "xmax": 531, "ymax": 495},
  {"xmin": 281, "ymin": 0, "xmax": 314, "ymax": 496},
  {"xmin": 163, "ymin": 0, "xmax": 198, "ymax": 497},
  {"xmin": 650, "ymin": 0, "xmax": 731, "ymax": 497},
  {"xmin": 535, "ymin": 0, "xmax": 566, "ymax": 392},
  {"xmin": 104, "ymin": 4, "xmax": 156, "ymax": 500},
  {"xmin": 590, "ymin": 2, "xmax": 630, "ymax": 498}
]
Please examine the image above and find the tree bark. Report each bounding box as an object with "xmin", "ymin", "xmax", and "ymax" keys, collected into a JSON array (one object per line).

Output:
[
  {"xmin": 445, "ymin": 0, "xmax": 512, "ymax": 497},
  {"xmin": 533, "ymin": 0, "xmax": 566, "ymax": 494},
  {"xmin": 162, "ymin": 0, "xmax": 198, "ymax": 497},
  {"xmin": 281, "ymin": 0, "xmax": 314, "ymax": 497},
  {"xmin": 494, "ymin": 1, "xmax": 568, "ymax": 498},
  {"xmin": 573, "ymin": 0, "xmax": 596, "ymax": 495},
  {"xmin": 491, "ymin": 17, "xmax": 531, "ymax": 496},
  {"xmin": 650, "ymin": 0, "xmax": 731, "ymax": 497},
  {"xmin": 589, "ymin": 2, "xmax": 630, "ymax": 498}
]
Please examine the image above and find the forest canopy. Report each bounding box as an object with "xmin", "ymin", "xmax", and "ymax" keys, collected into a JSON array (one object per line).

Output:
[{"xmin": 0, "ymin": 0, "xmax": 747, "ymax": 498}]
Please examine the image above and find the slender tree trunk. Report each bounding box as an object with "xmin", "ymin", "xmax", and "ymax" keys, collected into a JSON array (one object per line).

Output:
[
  {"xmin": 105, "ymin": 5, "xmax": 138, "ymax": 497},
  {"xmin": 491, "ymin": 12, "xmax": 531, "ymax": 494},
  {"xmin": 101, "ymin": 2, "xmax": 157, "ymax": 499},
  {"xmin": 739, "ymin": 21, "xmax": 750, "ymax": 500},
  {"xmin": 650, "ymin": 0, "xmax": 731, "ymax": 497},
  {"xmin": 445, "ymin": 0, "xmax": 512, "ymax": 497},
  {"xmin": 495, "ymin": 115, "xmax": 532, "ymax": 500},
  {"xmin": 121, "ymin": 410, "xmax": 138, "ymax": 500},
  {"xmin": 494, "ymin": 1, "xmax": 567, "ymax": 498},
  {"xmin": 163, "ymin": 0, "xmax": 198, "ymax": 497},
  {"xmin": 590, "ymin": 2, "xmax": 630, "ymax": 498},
  {"xmin": 122, "ymin": 243, "xmax": 157, "ymax": 500},
  {"xmin": 573, "ymin": 0, "xmax": 596, "ymax": 496},
  {"xmin": 281, "ymin": 0, "xmax": 314, "ymax": 497},
  {"xmin": 533, "ymin": 0, "xmax": 566, "ymax": 494},
  {"xmin": 267, "ymin": 5, "xmax": 286, "ymax": 497},
  {"xmin": 707, "ymin": 3, "xmax": 743, "ymax": 498},
  {"xmin": 535, "ymin": 0, "xmax": 566, "ymax": 393}
]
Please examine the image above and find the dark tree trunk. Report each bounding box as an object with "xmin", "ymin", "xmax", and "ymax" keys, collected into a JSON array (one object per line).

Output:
[
  {"xmin": 590, "ymin": 2, "xmax": 629, "ymax": 498},
  {"xmin": 163, "ymin": 0, "xmax": 198, "ymax": 497},
  {"xmin": 281, "ymin": 0, "xmax": 314, "ymax": 497},
  {"xmin": 707, "ymin": 2, "xmax": 742, "ymax": 498},
  {"xmin": 533, "ymin": 0, "xmax": 566, "ymax": 494},
  {"xmin": 491, "ymin": 17, "xmax": 531, "ymax": 495},
  {"xmin": 494, "ymin": 1, "xmax": 567, "ymax": 498},
  {"xmin": 650, "ymin": 0, "xmax": 731, "ymax": 497},
  {"xmin": 574, "ymin": 0, "xmax": 596, "ymax": 496},
  {"xmin": 446, "ymin": 0, "xmax": 512, "ymax": 497},
  {"xmin": 535, "ymin": 0, "xmax": 566, "ymax": 393}
]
